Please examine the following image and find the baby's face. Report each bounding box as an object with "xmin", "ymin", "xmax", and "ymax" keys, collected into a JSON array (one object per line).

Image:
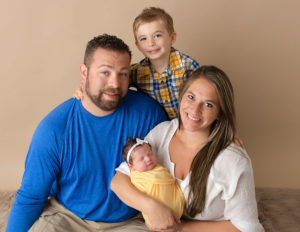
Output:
[{"xmin": 130, "ymin": 144, "xmax": 157, "ymax": 172}]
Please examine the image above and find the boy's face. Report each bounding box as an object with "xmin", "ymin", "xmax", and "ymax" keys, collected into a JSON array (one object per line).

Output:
[
  {"xmin": 128, "ymin": 144, "xmax": 157, "ymax": 172},
  {"xmin": 135, "ymin": 20, "xmax": 176, "ymax": 62}
]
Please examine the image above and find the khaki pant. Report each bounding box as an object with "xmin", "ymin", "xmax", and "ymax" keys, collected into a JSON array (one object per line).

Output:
[{"xmin": 29, "ymin": 198, "xmax": 150, "ymax": 232}]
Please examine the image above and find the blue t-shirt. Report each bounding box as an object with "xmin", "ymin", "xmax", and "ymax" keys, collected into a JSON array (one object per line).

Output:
[{"xmin": 6, "ymin": 90, "xmax": 167, "ymax": 232}]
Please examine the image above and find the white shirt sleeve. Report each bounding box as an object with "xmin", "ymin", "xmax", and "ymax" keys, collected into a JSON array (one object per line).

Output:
[
  {"xmin": 211, "ymin": 144, "xmax": 264, "ymax": 232},
  {"xmin": 115, "ymin": 161, "xmax": 130, "ymax": 176}
]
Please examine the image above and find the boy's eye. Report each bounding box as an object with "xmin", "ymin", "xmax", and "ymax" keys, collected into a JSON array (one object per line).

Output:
[
  {"xmin": 154, "ymin": 34, "xmax": 161, "ymax": 39},
  {"xmin": 139, "ymin": 37, "xmax": 146, "ymax": 41},
  {"xmin": 205, "ymin": 102, "xmax": 213, "ymax": 108}
]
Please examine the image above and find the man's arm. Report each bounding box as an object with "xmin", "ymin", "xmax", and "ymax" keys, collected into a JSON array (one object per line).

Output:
[
  {"xmin": 110, "ymin": 171, "xmax": 180, "ymax": 230},
  {"xmin": 6, "ymin": 118, "xmax": 60, "ymax": 232}
]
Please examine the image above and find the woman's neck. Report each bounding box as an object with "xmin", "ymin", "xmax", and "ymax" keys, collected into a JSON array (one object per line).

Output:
[{"xmin": 176, "ymin": 127, "xmax": 210, "ymax": 150}]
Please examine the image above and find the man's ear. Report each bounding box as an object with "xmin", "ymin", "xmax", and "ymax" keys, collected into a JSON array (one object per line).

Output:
[
  {"xmin": 80, "ymin": 64, "xmax": 88, "ymax": 83},
  {"xmin": 170, "ymin": 32, "xmax": 177, "ymax": 46}
]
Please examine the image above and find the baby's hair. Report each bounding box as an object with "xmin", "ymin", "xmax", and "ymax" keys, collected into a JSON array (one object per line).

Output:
[
  {"xmin": 133, "ymin": 7, "xmax": 174, "ymax": 41},
  {"xmin": 122, "ymin": 137, "xmax": 151, "ymax": 164}
]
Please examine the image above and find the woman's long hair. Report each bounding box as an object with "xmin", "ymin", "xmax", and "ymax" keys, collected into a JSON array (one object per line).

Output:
[{"xmin": 178, "ymin": 66, "xmax": 236, "ymax": 217}]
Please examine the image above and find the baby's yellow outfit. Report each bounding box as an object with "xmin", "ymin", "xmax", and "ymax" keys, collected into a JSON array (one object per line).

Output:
[{"xmin": 130, "ymin": 164, "xmax": 185, "ymax": 225}]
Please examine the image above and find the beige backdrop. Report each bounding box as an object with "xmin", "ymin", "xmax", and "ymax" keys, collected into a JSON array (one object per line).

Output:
[{"xmin": 1, "ymin": 0, "xmax": 299, "ymax": 190}]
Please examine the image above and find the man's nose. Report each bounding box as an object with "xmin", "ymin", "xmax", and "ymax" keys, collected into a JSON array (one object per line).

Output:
[{"xmin": 108, "ymin": 73, "xmax": 120, "ymax": 88}]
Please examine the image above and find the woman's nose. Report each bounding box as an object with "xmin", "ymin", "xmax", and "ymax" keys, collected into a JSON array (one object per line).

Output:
[{"xmin": 191, "ymin": 102, "xmax": 203, "ymax": 114}]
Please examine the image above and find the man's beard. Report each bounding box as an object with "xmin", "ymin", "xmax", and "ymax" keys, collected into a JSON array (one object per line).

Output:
[{"xmin": 85, "ymin": 78, "xmax": 125, "ymax": 112}]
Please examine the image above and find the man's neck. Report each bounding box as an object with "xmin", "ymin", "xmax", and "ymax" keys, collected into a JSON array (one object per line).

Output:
[{"xmin": 81, "ymin": 96, "xmax": 114, "ymax": 117}]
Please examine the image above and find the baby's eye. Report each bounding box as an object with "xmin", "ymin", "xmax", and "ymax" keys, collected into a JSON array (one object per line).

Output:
[
  {"xmin": 205, "ymin": 102, "xmax": 213, "ymax": 108},
  {"xmin": 139, "ymin": 37, "xmax": 146, "ymax": 41}
]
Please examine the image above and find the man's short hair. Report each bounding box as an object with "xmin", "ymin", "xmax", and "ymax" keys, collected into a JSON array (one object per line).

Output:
[
  {"xmin": 133, "ymin": 7, "xmax": 174, "ymax": 41},
  {"xmin": 84, "ymin": 34, "xmax": 132, "ymax": 68}
]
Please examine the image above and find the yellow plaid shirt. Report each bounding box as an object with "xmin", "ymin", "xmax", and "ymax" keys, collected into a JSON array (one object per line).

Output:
[{"xmin": 130, "ymin": 47, "xmax": 199, "ymax": 119}]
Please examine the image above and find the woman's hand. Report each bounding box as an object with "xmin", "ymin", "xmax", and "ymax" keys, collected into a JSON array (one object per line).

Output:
[
  {"xmin": 73, "ymin": 82, "xmax": 84, "ymax": 100},
  {"xmin": 111, "ymin": 172, "xmax": 180, "ymax": 231},
  {"xmin": 144, "ymin": 199, "xmax": 180, "ymax": 231}
]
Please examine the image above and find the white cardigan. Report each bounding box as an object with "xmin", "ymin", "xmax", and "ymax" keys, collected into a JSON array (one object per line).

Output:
[{"xmin": 117, "ymin": 119, "xmax": 264, "ymax": 232}]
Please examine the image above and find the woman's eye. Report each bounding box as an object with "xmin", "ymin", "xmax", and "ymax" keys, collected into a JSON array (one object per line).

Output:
[
  {"xmin": 187, "ymin": 95, "xmax": 194, "ymax": 100},
  {"xmin": 205, "ymin": 102, "xmax": 213, "ymax": 108}
]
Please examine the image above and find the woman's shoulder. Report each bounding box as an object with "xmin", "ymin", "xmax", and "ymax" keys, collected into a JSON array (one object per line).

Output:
[
  {"xmin": 211, "ymin": 143, "xmax": 252, "ymax": 180},
  {"xmin": 210, "ymin": 143, "xmax": 254, "ymax": 199},
  {"xmin": 216, "ymin": 143, "xmax": 250, "ymax": 165},
  {"xmin": 149, "ymin": 118, "xmax": 178, "ymax": 134}
]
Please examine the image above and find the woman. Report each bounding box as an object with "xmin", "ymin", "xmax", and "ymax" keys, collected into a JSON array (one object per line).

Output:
[{"xmin": 111, "ymin": 66, "xmax": 264, "ymax": 232}]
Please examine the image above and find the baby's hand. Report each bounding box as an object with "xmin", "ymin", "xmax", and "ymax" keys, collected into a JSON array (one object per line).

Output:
[{"xmin": 73, "ymin": 83, "xmax": 84, "ymax": 100}]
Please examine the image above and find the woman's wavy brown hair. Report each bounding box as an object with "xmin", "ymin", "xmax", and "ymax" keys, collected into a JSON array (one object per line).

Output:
[{"xmin": 178, "ymin": 65, "xmax": 236, "ymax": 217}]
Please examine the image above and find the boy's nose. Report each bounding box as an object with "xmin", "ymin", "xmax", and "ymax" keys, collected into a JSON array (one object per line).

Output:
[{"xmin": 148, "ymin": 38, "xmax": 155, "ymax": 46}]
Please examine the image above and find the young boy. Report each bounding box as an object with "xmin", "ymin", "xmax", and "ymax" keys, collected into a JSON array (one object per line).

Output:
[
  {"xmin": 130, "ymin": 7, "xmax": 200, "ymax": 119},
  {"xmin": 74, "ymin": 7, "xmax": 199, "ymax": 119},
  {"xmin": 119, "ymin": 137, "xmax": 185, "ymax": 226}
]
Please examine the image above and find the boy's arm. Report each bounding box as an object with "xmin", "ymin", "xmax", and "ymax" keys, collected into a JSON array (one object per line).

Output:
[{"xmin": 110, "ymin": 171, "xmax": 180, "ymax": 230}]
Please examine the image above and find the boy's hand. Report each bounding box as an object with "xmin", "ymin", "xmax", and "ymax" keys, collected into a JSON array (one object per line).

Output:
[
  {"xmin": 73, "ymin": 83, "xmax": 84, "ymax": 100},
  {"xmin": 234, "ymin": 137, "xmax": 245, "ymax": 148}
]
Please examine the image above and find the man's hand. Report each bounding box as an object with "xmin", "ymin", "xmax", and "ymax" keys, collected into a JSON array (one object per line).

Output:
[{"xmin": 234, "ymin": 137, "xmax": 244, "ymax": 148}]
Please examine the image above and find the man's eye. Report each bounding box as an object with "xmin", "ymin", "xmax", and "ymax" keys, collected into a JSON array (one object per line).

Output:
[
  {"xmin": 120, "ymin": 73, "xmax": 129, "ymax": 77},
  {"xmin": 101, "ymin": 71, "xmax": 109, "ymax": 76}
]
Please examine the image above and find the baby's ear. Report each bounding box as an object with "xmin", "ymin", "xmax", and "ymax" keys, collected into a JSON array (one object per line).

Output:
[{"xmin": 128, "ymin": 163, "xmax": 133, "ymax": 171}]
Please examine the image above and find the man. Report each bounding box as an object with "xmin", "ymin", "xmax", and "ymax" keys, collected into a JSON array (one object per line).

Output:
[{"xmin": 6, "ymin": 34, "xmax": 167, "ymax": 232}]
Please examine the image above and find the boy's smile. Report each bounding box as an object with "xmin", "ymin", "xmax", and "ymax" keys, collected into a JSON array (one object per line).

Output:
[{"xmin": 135, "ymin": 20, "xmax": 176, "ymax": 65}]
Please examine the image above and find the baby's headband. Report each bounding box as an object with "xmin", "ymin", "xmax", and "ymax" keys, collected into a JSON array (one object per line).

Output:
[{"xmin": 126, "ymin": 138, "xmax": 149, "ymax": 163}]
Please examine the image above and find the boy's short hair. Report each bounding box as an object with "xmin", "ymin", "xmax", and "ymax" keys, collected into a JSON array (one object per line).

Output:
[
  {"xmin": 84, "ymin": 34, "xmax": 132, "ymax": 68},
  {"xmin": 133, "ymin": 7, "xmax": 174, "ymax": 40}
]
